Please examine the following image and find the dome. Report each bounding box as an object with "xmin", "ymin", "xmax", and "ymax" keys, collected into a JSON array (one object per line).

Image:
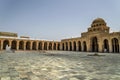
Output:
[
  {"xmin": 92, "ymin": 18, "xmax": 105, "ymax": 24},
  {"xmin": 91, "ymin": 18, "xmax": 106, "ymax": 27}
]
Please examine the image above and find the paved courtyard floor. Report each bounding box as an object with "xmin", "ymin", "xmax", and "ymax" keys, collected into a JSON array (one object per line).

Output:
[{"xmin": 0, "ymin": 51, "xmax": 120, "ymax": 80}]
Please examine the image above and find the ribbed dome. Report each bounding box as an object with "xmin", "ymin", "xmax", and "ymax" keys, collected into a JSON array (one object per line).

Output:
[
  {"xmin": 91, "ymin": 18, "xmax": 106, "ymax": 27},
  {"xmin": 92, "ymin": 18, "xmax": 105, "ymax": 24}
]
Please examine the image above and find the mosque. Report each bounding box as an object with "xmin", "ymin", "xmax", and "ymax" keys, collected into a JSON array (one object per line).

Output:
[{"xmin": 0, "ymin": 18, "xmax": 120, "ymax": 53}]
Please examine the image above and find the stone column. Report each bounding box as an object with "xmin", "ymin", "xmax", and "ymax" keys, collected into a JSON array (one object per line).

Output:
[
  {"xmin": 36, "ymin": 41, "xmax": 38, "ymax": 50},
  {"xmin": 42, "ymin": 42, "xmax": 44, "ymax": 50},
  {"xmin": 98, "ymin": 42, "xmax": 103, "ymax": 52},
  {"xmin": 109, "ymin": 40, "xmax": 112, "ymax": 53},
  {"xmin": 24, "ymin": 41, "xmax": 26, "ymax": 50},
  {"xmin": 16, "ymin": 41, "xmax": 19, "ymax": 50},
  {"xmin": 30, "ymin": 41, "xmax": 33, "ymax": 50},
  {"xmin": 68, "ymin": 42, "xmax": 70, "ymax": 51},
  {"xmin": 1, "ymin": 40, "xmax": 3, "ymax": 50},
  {"xmin": 81, "ymin": 42, "xmax": 84, "ymax": 52},
  {"xmin": 9, "ymin": 40, "xmax": 12, "ymax": 48}
]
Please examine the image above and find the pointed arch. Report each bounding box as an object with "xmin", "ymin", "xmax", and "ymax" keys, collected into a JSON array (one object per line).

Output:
[
  {"xmin": 91, "ymin": 37, "xmax": 98, "ymax": 52},
  {"xmin": 66, "ymin": 42, "xmax": 68, "ymax": 51},
  {"xmin": 38, "ymin": 42, "xmax": 42, "ymax": 50},
  {"xmin": 57, "ymin": 43, "xmax": 60, "ymax": 50},
  {"xmin": 103, "ymin": 39, "xmax": 109, "ymax": 52},
  {"xmin": 19, "ymin": 41, "xmax": 24, "ymax": 50},
  {"xmin": 32, "ymin": 41, "xmax": 36, "ymax": 50},
  {"xmin": 112, "ymin": 38, "xmax": 119, "ymax": 53},
  {"xmin": 78, "ymin": 41, "xmax": 81, "ymax": 51},
  {"xmin": 3, "ymin": 40, "xmax": 9, "ymax": 50},
  {"xmin": 44, "ymin": 42, "xmax": 47, "ymax": 50},
  {"xmin": 69, "ymin": 42, "xmax": 72, "ymax": 51},
  {"xmin": 26, "ymin": 41, "xmax": 30, "ymax": 50},
  {"xmin": 83, "ymin": 41, "xmax": 87, "ymax": 52},
  {"xmin": 53, "ymin": 43, "xmax": 56, "ymax": 50},
  {"xmin": 73, "ymin": 41, "xmax": 76, "ymax": 51},
  {"xmin": 11, "ymin": 40, "xmax": 17, "ymax": 50},
  {"xmin": 49, "ymin": 42, "xmax": 52, "ymax": 50}
]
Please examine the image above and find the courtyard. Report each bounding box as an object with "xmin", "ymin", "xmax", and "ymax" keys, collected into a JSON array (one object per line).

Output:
[{"xmin": 0, "ymin": 51, "xmax": 120, "ymax": 80}]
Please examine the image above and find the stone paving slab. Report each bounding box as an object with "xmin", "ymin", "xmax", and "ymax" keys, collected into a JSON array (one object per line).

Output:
[{"xmin": 0, "ymin": 51, "xmax": 120, "ymax": 80}]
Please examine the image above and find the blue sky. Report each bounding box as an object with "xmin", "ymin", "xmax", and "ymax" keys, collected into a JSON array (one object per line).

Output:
[{"xmin": 0, "ymin": 0, "xmax": 120, "ymax": 41}]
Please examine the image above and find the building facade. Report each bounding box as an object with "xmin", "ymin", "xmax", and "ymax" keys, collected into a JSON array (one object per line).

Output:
[{"xmin": 0, "ymin": 18, "xmax": 120, "ymax": 53}]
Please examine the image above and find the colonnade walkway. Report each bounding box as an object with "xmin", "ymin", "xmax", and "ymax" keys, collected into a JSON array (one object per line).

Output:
[{"xmin": 0, "ymin": 51, "xmax": 120, "ymax": 80}]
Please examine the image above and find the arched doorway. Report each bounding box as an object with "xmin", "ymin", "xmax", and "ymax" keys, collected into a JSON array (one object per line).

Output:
[
  {"xmin": 62, "ymin": 43, "xmax": 64, "ymax": 50},
  {"xmin": 38, "ymin": 42, "xmax": 42, "ymax": 50},
  {"xmin": 83, "ymin": 41, "xmax": 87, "ymax": 52},
  {"xmin": 112, "ymin": 38, "xmax": 119, "ymax": 53},
  {"xmin": 44, "ymin": 42, "xmax": 47, "ymax": 50},
  {"xmin": 91, "ymin": 37, "xmax": 98, "ymax": 52},
  {"xmin": 66, "ymin": 42, "xmax": 68, "ymax": 51},
  {"xmin": 69, "ymin": 42, "xmax": 72, "ymax": 51},
  {"xmin": 32, "ymin": 42, "xmax": 36, "ymax": 50},
  {"xmin": 103, "ymin": 39, "xmax": 109, "ymax": 52},
  {"xmin": 3, "ymin": 40, "xmax": 9, "ymax": 50},
  {"xmin": 53, "ymin": 43, "xmax": 56, "ymax": 50},
  {"xmin": 26, "ymin": 41, "xmax": 30, "ymax": 50},
  {"xmin": 11, "ymin": 40, "xmax": 17, "ymax": 50},
  {"xmin": 49, "ymin": 42, "xmax": 52, "ymax": 50},
  {"xmin": 57, "ymin": 43, "xmax": 60, "ymax": 50},
  {"xmin": 78, "ymin": 41, "xmax": 81, "ymax": 51},
  {"xmin": 73, "ymin": 41, "xmax": 76, "ymax": 51},
  {"xmin": 19, "ymin": 41, "xmax": 24, "ymax": 50}
]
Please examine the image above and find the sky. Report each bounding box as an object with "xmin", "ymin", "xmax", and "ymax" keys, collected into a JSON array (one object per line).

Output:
[{"xmin": 0, "ymin": 0, "xmax": 120, "ymax": 41}]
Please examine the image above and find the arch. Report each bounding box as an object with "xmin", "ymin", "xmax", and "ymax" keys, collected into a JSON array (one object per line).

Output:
[
  {"xmin": 103, "ymin": 39, "xmax": 109, "ymax": 52},
  {"xmin": 78, "ymin": 41, "xmax": 81, "ymax": 51},
  {"xmin": 11, "ymin": 40, "xmax": 17, "ymax": 50},
  {"xmin": 19, "ymin": 41, "xmax": 24, "ymax": 50},
  {"xmin": 53, "ymin": 43, "xmax": 56, "ymax": 50},
  {"xmin": 83, "ymin": 41, "xmax": 87, "ymax": 52},
  {"xmin": 66, "ymin": 42, "xmax": 68, "ymax": 51},
  {"xmin": 3, "ymin": 40, "xmax": 9, "ymax": 50},
  {"xmin": 62, "ymin": 43, "xmax": 64, "ymax": 50},
  {"xmin": 49, "ymin": 42, "xmax": 52, "ymax": 50},
  {"xmin": 57, "ymin": 43, "xmax": 60, "ymax": 50},
  {"xmin": 44, "ymin": 42, "xmax": 47, "ymax": 50},
  {"xmin": 73, "ymin": 41, "xmax": 76, "ymax": 51},
  {"xmin": 112, "ymin": 38, "xmax": 119, "ymax": 53},
  {"xmin": 91, "ymin": 37, "xmax": 98, "ymax": 52},
  {"xmin": 32, "ymin": 41, "xmax": 36, "ymax": 50},
  {"xmin": 69, "ymin": 42, "xmax": 72, "ymax": 51},
  {"xmin": 26, "ymin": 41, "xmax": 30, "ymax": 50},
  {"xmin": 38, "ymin": 42, "xmax": 42, "ymax": 50}
]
